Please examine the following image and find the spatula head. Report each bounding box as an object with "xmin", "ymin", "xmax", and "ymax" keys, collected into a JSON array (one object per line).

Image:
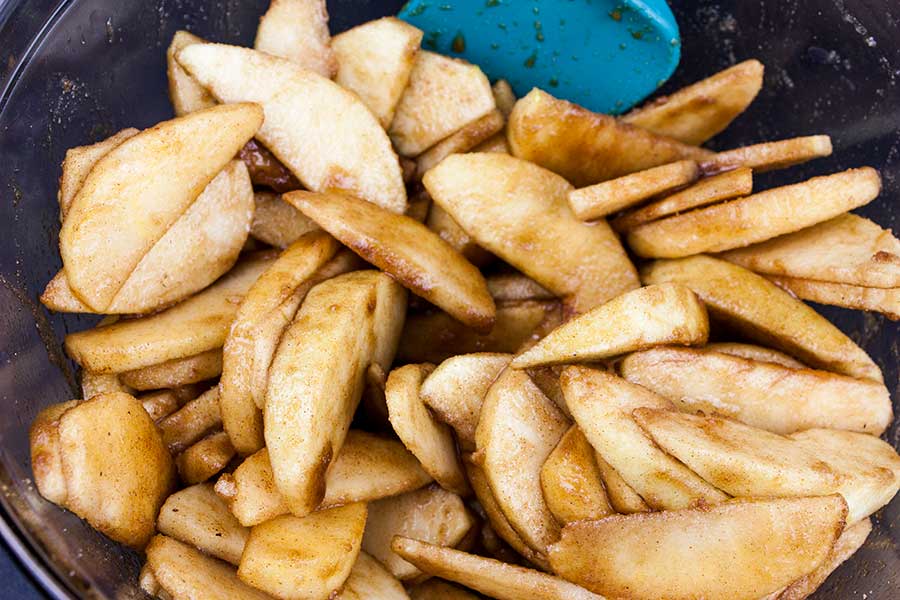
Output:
[{"xmin": 399, "ymin": 0, "xmax": 680, "ymax": 114}]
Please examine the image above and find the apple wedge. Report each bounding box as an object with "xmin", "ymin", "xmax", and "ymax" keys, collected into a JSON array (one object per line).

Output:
[
  {"xmin": 561, "ymin": 367, "xmax": 727, "ymax": 510},
  {"xmin": 60, "ymin": 103, "xmax": 262, "ymax": 311},
  {"xmin": 254, "ymin": 0, "xmax": 337, "ymax": 77},
  {"xmin": 81, "ymin": 371, "xmax": 131, "ymax": 400},
  {"xmin": 700, "ymin": 135, "xmax": 833, "ymax": 176},
  {"xmin": 486, "ymin": 274, "xmax": 554, "ymax": 303},
  {"xmin": 475, "ymin": 368, "xmax": 569, "ymax": 559},
  {"xmin": 332, "ymin": 17, "xmax": 423, "ymax": 128},
  {"xmin": 220, "ymin": 232, "xmax": 341, "ymax": 455},
  {"xmin": 540, "ymin": 426, "xmax": 614, "ymax": 525},
  {"xmin": 139, "ymin": 389, "xmax": 186, "ymax": 422},
  {"xmin": 492, "ymin": 79, "xmax": 517, "ymax": 117},
  {"xmin": 767, "ymin": 275, "xmax": 900, "ymax": 320},
  {"xmin": 593, "ymin": 452, "xmax": 650, "ymax": 514},
  {"xmin": 720, "ymin": 213, "xmax": 900, "ymax": 288},
  {"xmin": 424, "ymin": 153, "xmax": 639, "ymax": 314},
  {"xmin": 286, "ymin": 190, "xmax": 495, "ymax": 331},
  {"xmin": 512, "ymin": 283, "xmax": 708, "ymax": 368},
  {"xmin": 166, "ymin": 31, "xmax": 216, "ymax": 116},
  {"xmin": 157, "ymin": 483, "xmax": 248, "ymax": 565},
  {"xmin": 146, "ymin": 535, "xmax": 273, "ymax": 600},
  {"xmin": 250, "ymin": 191, "xmax": 319, "ymax": 249},
  {"xmin": 120, "ymin": 349, "xmax": 223, "ymax": 391},
  {"xmin": 176, "ymin": 430, "xmax": 236, "ymax": 485},
  {"xmin": 238, "ymin": 503, "xmax": 367, "ymax": 600},
  {"xmin": 704, "ymin": 342, "xmax": 805, "ymax": 368},
  {"xmin": 416, "ymin": 109, "xmax": 505, "ymax": 178},
  {"xmin": 621, "ymin": 347, "xmax": 892, "ymax": 435},
  {"xmin": 634, "ymin": 409, "xmax": 900, "ymax": 523},
  {"xmin": 30, "ymin": 400, "xmax": 80, "ymax": 506},
  {"xmin": 629, "ymin": 167, "xmax": 881, "ymax": 258},
  {"xmin": 158, "ymin": 387, "xmax": 222, "ymax": 454},
  {"xmin": 392, "ymin": 537, "xmax": 604, "ymax": 600},
  {"xmin": 622, "ymin": 59, "xmax": 764, "ymax": 145},
  {"xmin": 426, "ymin": 204, "xmax": 493, "ymax": 267},
  {"xmin": 336, "ymin": 552, "xmax": 409, "ymax": 600},
  {"xmin": 611, "ymin": 166, "xmax": 753, "ymax": 233},
  {"xmin": 410, "ymin": 579, "xmax": 479, "ymax": 600},
  {"xmin": 362, "ymin": 486, "xmax": 474, "ymax": 581},
  {"xmin": 389, "ymin": 50, "xmax": 495, "ymax": 157},
  {"xmin": 641, "ymin": 255, "xmax": 883, "ymax": 381},
  {"xmin": 386, "ymin": 364, "xmax": 468, "ymax": 495},
  {"xmin": 507, "ymin": 88, "xmax": 710, "ymax": 187},
  {"xmin": 568, "ymin": 159, "xmax": 699, "ymax": 221},
  {"xmin": 398, "ymin": 301, "xmax": 560, "ymax": 364},
  {"xmin": 549, "ymin": 496, "xmax": 846, "ymax": 600},
  {"xmin": 419, "ymin": 353, "xmax": 512, "ymax": 451},
  {"xmin": 177, "ymin": 43, "xmax": 406, "ymax": 213},
  {"xmin": 265, "ymin": 271, "xmax": 404, "ymax": 516}
]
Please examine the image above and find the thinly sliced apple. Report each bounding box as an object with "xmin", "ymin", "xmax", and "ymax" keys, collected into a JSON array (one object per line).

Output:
[
  {"xmin": 157, "ymin": 483, "xmax": 248, "ymax": 565},
  {"xmin": 166, "ymin": 31, "xmax": 216, "ymax": 116},
  {"xmin": 475, "ymin": 368, "xmax": 569, "ymax": 559},
  {"xmin": 215, "ymin": 432, "xmax": 432, "ymax": 526},
  {"xmin": 720, "ymin": 213, "xmax": 900, "ymax": 287},
  {"xmin": 569, "ymin": 160, "xmax": 699, "ymax": 221},
  {"xmin": 120, "ymin": 349, "xmax": 223, "ymax": 391},
  {"xmin": 416, "ymin": 110, "xmax": 505, "ymax": 178},
  {"xmin": 507, "ymin": 89, "xmax": 710, "ymax": 187},
  {"xmin": 562, "ymin": 367, "xmax": 726, "ymax": 510},
  {"xmin": 419, "ymin": 353, "xmax": 511, "ymax": 451},
  {"xmin": 265, "ymin": 271, "xmax": 403, "ymax": 516},
  {"xmin": 410, "ymin": 579, "xmax": 478, "ymax": 600},
  {"xmin": 473, "ymin": 133, "xmax": 510, "ymax": 153},
  {"xmin": 389, "ymin": 51, "xmax": 495, "ymax": 157},
  {"xmin": 157, "ymin": 386, "xmax": 222, "ymax": 454},
  {"xmin": 59, "ymin": 104, "xmax": 262, "ymax": 311},
  {"xmin": 512, "ymin": 283, "xmax": 708, "ymax": 368},
  {"xmin": 58, "ymin": 393, "xmax": 175, "ymax": 548},
  {"xmin": 486, "ymin": 274, "xmax": 554, "ymax": 303},
  {"xmin": 635, "ymin": 409, "xmax": 900, "ymax": 523},
  {"xmin": 491, "ymin": 79, "xmax": 516, "ymax": 117},
  {"xmin": 540, "ymin": 426, "xmax": 614, "ymax": 525},
  {"xmin": 549, "ymin": 496, "xmax": 846, "ymax": 600},
  {"xmin": 629, "ymin": 167, "xmax": 881, "ymax": 258},
  {"xmin": 58, "ymin": 128, "xmax": 139, "ymax": 220},
  {"xmin": 178, "ymin": 43, "xmax": 406, "ymax": 213},
  {"xmin": 425, "ymin": 204, "xmax": 493, "ymax": 267},
  {"xmin": 611, "ymin": 166, "xmax": 753, "ymax": 233},
  {"xmin": 220, "ymin": 232, "xmax": 340, "ymax": 455},
  {"xmin": 386, "ymin": 365, "xmax": 468, "ymax": 495},
  {"xmin": 641, "ymin": 255, "xmax": 883, "ymax": 381},
  {"xmin": 336, "ymin": 552, "xmax": 409, "ymax": 600},
  {"xmin": 238, "ymin": 504, "xmax": 367, "ymax": 600},
  {"xmin": 146, "ymin": 535, "xmax": 273, "ymax": 600},
  {"xmin": 398, "ymin": 301, "xmax": 560, "ymax": 364},
  {"xmin": 622, "ymin": 59, "xmax": 764, "ymax": 145},
  {"xmin": 81, "ymin": 371, "xmax": 131, "ymax": 400},
  {"xmin": 286, "ymin": 190, "xmax": 495, "ymax": 331},
  {"xmin": 176, "ymin": 430, "xmax": 236, "ymax": 484},
  {"xmin": 593, "ymin": 450, "xmax": 650, "ymax": 514},
  {"xmin": 362, "ymin": 486, "xmax": 474, "ymax": 581},
  {"xmin": 139, "ymin": 388, "xmax": 188, "ymax": 422},
  {"xmin": 254, "ymin": 0, "xmax": 337, "ymax": 77},
  {"xmin": 767, "ymin": 275, "xmax": 900, "ymax": 320},
  {"xmin": 392, "ymin": 537, "xmax": 604, "ymax": 600},
  {"xmin": 704, "ymin": 342, "xmax": 805, "ymax": 368},
  {"xmin": 29, "ymin": 400, "xmax": 79, "ymax": 506},
  {"xmin": 621, "ymin": 347, "xmax": 892, "ymax": 435},
  {"xmin": 700, "ymin": 135, "xmax": 833, "ymax": 176},
  {"xmin": 333, "ymin": 17, "xmax": 423, "ymax": 128},
  {"xmin": 250, "ymin": 191, "xmax": 319, "ymax": 249},
  {"xmin": 424, "ymin": 153, "xmax": 639, "ymax": 313}
]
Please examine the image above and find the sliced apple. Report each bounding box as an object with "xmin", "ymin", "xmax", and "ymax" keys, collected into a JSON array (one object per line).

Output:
[
  {"xmin": 392, "ymin": 537, "xmax": 604, "ymax": 600},
  {"xmin": 332, "ymin": 16, "xmax": 423, "ymax": 128},
  {"xmin": 641, "ymin": 255, "xmax": 883, "ymax": 382},
  {"xmin": 512, "ymin": 283, "xmax": 708, "ymax": 368},
  {"xmin": 410, "ymin": 579, "xmax": 479, "ymax": 600},
  {"xmin": 386, "ymin": 364, "xmax": 468, "ymax": 495},
  {"xmin": 178, "ymin": 43, "xmax": 406, "ymax": 213},
  {"xmin": 540, "ymin": 426, "xmax": 614, "ymax": 525},
  {"xmin": 59, "ymin": 103, "xmax": 262, "ymax": 311},
  {"xmin": 720, "ymin": 213, "xmax": 900, "ymax": 288},
  {"xmin": 81, "ymin": 371, "xmax": 131, "ymax": 400},
  {"xmin": 475, "ymin": 368, "xmax": 569, "ymax": 559},
  {"xmin": 486, "ymin": 274, "xmax": 554, "ymax": 303},
  {"xmin": 250, "ymin": 191, "xmax": 319, "ymax": 248},
  {"xmin": 120, "ymin": 349, "xmax": 223, "ymax": 391},
  {"xmin": 425, "ymin": 204, "xmax": 492, "ymax": 267},
  {"xmin": 704, "ymin": 342, "xmax": 805, "ymax": 368},
  {"xmin": 621, "ymin": 347, "xmax": 892, "ymax": 435},
  {"xmin": 166, "ymin": 31, "xmax": 216, "ymax": 116},
  {"xmin": 157, "ymin": 483, "xmax": 248, "ymax": 565},
  {"xmin": 389, "ymin": 50, "xmax": 495, "ymax": 157},
  {"xmin": 549, "ymin": 496, "xmax": 846, "ymax": 600},
  {"xmin": 491, "ymin": 79, "xmax": 517, "ymax": 117},
  {"xmin": 767, "ymin": 275, "xmax": 900, "ymax": 320},
  {"xmin": 593, "ymin": 451, "xmax": 650, "ymax": 514},
  {"xmin": 700, "ymin": 135, "xmax": 833, "ymax": 176},
  {"xmin": 622, "ymin": 60, "xmax": 764, "ymax": 145},
  {"xmin": 362, "ymin": 486, "xmax": 474, "ymax": 580},
  {"xmin": 176, "ymin": 430, "xmax": 236, "ymax": 485},
  {"xmin": 254, "ymin": 0, "xmax": 337, "ymax": 77},
  {"xmin": 29, "ymin": 400, "xmax": 79, "ymax": 506},
  {"xmin": 286, "ymin": 190, "xmax": 495, "ymax": 331},
  {"xmin": 424, "ymin": 153, "xmax": 639, "ymax": 314},
  {"xmin": 335, "ymin": 552, "xmax": 409, "ymax": 600},
  {"xmin": 416, "ymin": 109, "xmax": 505, "ymax": 178},
  {"xmin": 507, "ymin": 88, "xmax": 710, "ymax": 187},
  {"xmin": 238, "ymin": 503, "xmax": 367, "ymax": 600},
  {"xmin": 158, "ymin": 387, "xmax": 222, "ymax": 454}
]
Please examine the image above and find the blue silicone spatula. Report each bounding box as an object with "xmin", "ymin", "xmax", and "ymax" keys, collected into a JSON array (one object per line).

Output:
[{"xmin": 399, "ymin": 0, "xmax": 680, "ymax": 115}]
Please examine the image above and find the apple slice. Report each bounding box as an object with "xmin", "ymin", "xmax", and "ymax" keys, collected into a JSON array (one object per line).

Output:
[
  {"xmin": 540, "ymin": 426, "xmax": 614, "ymax": 525},
  {"xmin": 166, "ymin": 31, "xmax": 216, "ymax": 116},
  {"xmin": 254, "ymin": 0, "xmax": 337, "ymax": 77},
  {"xmin": 120, "ymin": 349, "xmax": 223, "ymax": 391},
  {"xmin": 767, "ymin": 275, "xmax": 900, "ymax": 320},
  {"xmin": 157, "ymin": 483, "xmax": 248, "ymax": 565},
  {"xmin": 336, "ymin": 552, "xmax": 409, "ymax": 600}
]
